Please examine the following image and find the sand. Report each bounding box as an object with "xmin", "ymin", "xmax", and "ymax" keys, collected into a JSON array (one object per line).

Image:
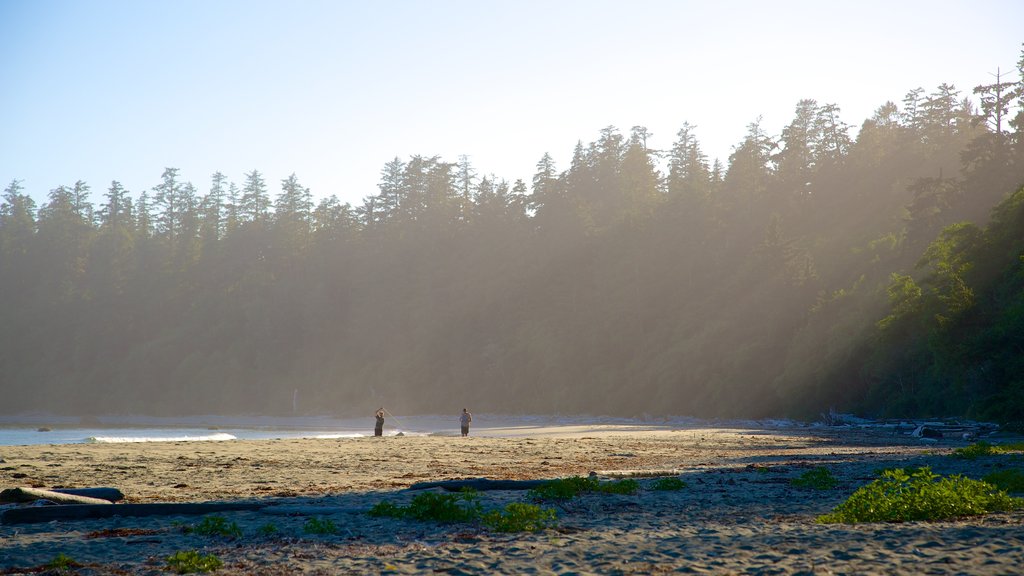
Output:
[{"xmin": 1, "ymin": 424, "xmax": 1023, "ymax": 575}]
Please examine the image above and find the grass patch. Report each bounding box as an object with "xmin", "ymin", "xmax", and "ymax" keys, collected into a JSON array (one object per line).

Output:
[
  {"xmin": 257, "ymin": 522, "xmax": 278, "ymax": 536},
  {"xmin": 303, "ymin": 517, "xmax": 338, "ymax": 534},
  {"xmin": 650, "ymin": 477, "xmax": 687, "ymax": 491},
  {"xmin": 481, "ymin": 502, "xmax": 558, "ymax": 532},
  {"xmin": 187, "ymin": 515, "xmax": 241, "ymax": 538},
  {"xmin": 45, "ymin": 553, "xmax": 80, "ymax": 571},
  {"xmin": 982, "ymin": 469, "xmax": 1024, "ymax": 493},
  {"xmin": 791, "ymin": 467, "xmax": 838, "ymax": 490},
  {"xmin": 369, "ymin": 489, "xmax": 558, "ymax": 532},
  {"xmin": 818, "ymin": 466, "xmax": 1023, "ymax": 523},
  {"xmin": 166, "ymin": 550, "xmax": 223, "ymax": 574},
  {"xmin": 527, "ymin": 476, "xmax": 639, "ymax": 501},
  {"xmin": 368, "ymin": 489, "xmax": 483, "ymax": 523}
]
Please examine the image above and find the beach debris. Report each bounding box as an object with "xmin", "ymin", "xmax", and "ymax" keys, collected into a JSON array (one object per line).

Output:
[
  {"xmin": 407, "ymin": 478, "xmax": 550, "ymax": 492},
  {"xmin": 1, "ymin": 501, "xmax": 266, "ymax": 525},
  {"xmin": 818, "ymin": 411, "xmax": 998, "ymax": 439},
  {"xmin": 0, "ymin": 487, "xmax": 114, "ymax": 506},
  {"xmin": 590, "ymin": 469, "xmax": 684, "ymax": 479}
]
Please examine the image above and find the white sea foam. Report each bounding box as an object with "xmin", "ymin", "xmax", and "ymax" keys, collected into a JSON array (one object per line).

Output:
[{"xmin": 87, "ymin": 432, "xmax": 238, "ymax": 443}]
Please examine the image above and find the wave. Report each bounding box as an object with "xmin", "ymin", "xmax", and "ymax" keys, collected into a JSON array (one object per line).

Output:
[{"xmin": 86, "ymin": 432, "xmax": 238, "ymax": 443}]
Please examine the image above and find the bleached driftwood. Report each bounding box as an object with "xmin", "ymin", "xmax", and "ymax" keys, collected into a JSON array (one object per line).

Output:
[
  {"xmin": 54, "ymin": 487, "xmax": 125, "ymax": 502},
  {"xmin": 0, "ymin": 487, "xmax": 114, "ymax": 506},
  {"xmin": 1, "ymin": 501, "xmax": 265, "ymax": 525},
  {"xmin": 590, "ymin": 469, "xmax": 684, "ymax": 478},
  {"xmin": 407, "ymin": 478, "xmax": 550, "ymax": 492}
]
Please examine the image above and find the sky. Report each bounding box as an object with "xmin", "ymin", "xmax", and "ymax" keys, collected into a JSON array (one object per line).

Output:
[{"xmin": 2, "ymin": 0, "xmax": 1022, "ymax": 210}]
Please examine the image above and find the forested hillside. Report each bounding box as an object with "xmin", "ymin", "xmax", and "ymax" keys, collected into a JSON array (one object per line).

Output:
[{"xmin": 3, "ymin": 51, "xmax": 1024, "ymax": 421}]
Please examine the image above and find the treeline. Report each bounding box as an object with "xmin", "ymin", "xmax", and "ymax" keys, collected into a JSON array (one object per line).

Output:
[{"xmin": 2, "ymin": 51, "xmax": 1024, "ymax": 420}]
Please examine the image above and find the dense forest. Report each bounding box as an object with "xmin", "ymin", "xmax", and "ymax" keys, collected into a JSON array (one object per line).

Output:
[{"xmin": 3, "ymin": 50, "xmax": 1024, "ymax": 423}]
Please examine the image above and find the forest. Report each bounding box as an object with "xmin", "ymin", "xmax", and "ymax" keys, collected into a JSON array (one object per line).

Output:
[{"xmin": 2, "ymin": 50, "xmax": 1024, "ymax": 423}]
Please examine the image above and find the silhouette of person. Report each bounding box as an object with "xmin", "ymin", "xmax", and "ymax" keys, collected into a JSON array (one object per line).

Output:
[
  {"xmin": 374, "ymin": 408, "xmax": 385, "ymax": 437},
  {"xmin": 460, "ymin": 408, "xmax": 472, "ymax": 437}
]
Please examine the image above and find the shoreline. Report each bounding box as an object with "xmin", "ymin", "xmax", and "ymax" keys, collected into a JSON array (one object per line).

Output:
[{"xmin": 2, "ymin": 427, "xmax": 1022, "ymax": 574}]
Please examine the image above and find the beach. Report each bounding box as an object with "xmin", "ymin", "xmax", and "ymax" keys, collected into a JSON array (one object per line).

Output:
[{"xmin": 2, "ymin": 424, "xmax": 1023, "ymax": 574}]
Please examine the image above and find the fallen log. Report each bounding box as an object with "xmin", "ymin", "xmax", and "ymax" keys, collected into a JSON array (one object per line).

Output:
[
  {"xmin": 53, "ymin": 487, "xmax": 124, "ymax": 502},
  {"xmin": 0, "ymin": 487, "xmax": 113, "ymax": 506},
  {"xmin": 407, "ymin": 478, "xmax": 551, "ymax": 492},
  {"xmin": 590, "ymin": 469, "xmax": 684, "ymax": 478},
  {"xmin": 1, "ymin": 501, "xmax": 265, "ymax": 525}
]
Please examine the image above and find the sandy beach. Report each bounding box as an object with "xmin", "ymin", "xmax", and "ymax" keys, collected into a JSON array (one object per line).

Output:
[{"xmin": 2, "ymin": 424, "xmax": 1023, "ymax": 575}]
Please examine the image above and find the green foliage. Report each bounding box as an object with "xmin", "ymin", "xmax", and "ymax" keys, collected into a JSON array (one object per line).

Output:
[
  {"xmin": 303, "ymin": 517, "xmax": 338, "ymax": 534},
  {"xmin": 952, "ymin": 441, "xmax": 1024, "ymax": 460},
  {"xmin": 165, "ymin": 550, "xmax": 223, "ymax": 574},
  {"xmin": 45, "ymin": 553, "xmax": 79, "ymax": 570},
  {"xmin": 257, "ymin": 522, "xmax": 278, "ymax": 536},
  {"xmin": 791, "ymin": 467, "xmax": 839, "ymax": 490},
  {"xmin": 650, "ymin": 477, "xmax": 687, "ymax": 491},
  {"xmin": 527, "ymin": 476, "xmax": 639, "ymax": 501},
  {"xmin": 818, "ymin": 466, "xmax": 1023, "ymax": 523},
  {"xmin": 982, "ymin": 469, "xmax": 1024, "ymax": 493},
  {"xmin": 188, "ymin": 515, "xmax": 241, "ymax": 538},
  {"xmin": 369, "ymin": 489, "xmax": 482, "ymax": 523},
  {"xmin": 481, "ymin": 502, "xmax": 558, "ymax": 532}
]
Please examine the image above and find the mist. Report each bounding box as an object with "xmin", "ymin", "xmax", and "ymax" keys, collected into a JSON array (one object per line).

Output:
[{"xmin": 3, "ymin": 67, "xmax": 1024, "ymax": 422}]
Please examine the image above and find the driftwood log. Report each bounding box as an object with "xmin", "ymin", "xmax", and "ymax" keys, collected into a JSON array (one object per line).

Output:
[
  {"xmin": 407, "ymin": 478, "xmax": 551, "ymax": 492},
  {"xmin": 0, "ymin": 487, "xmax": 114, "ymax": 506},
  {"xmin": 1, "ymin": 501, "xmax": 265, "ymax": 525},
  {"xmin": 590, "ymin": 469, "xmax": 684, "ymax": 478}
]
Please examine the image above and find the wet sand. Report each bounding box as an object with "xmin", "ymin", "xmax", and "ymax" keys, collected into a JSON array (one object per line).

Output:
[{"xmin": 1, "ymin": 425, "xmax": 1022, "ymax": 574}]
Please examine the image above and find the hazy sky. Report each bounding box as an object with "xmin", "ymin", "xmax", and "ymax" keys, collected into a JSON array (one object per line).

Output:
[{"xmin": 2, "ymin": 0, "xmax": 1022, "ymax": 209}]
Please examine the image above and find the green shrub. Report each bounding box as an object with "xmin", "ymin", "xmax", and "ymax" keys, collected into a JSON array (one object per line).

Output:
[
  {"xmin": 953, "ymin": 441, "xmax": 1000, "ymax": 460},
  {"xmin": 45, "ymin": 553, "xmax": 79, "ymax": 570},
  {"xmin": 257, "ymin": 522, "xmax": 278, "ymax": 536},
  {"xmin": 982, "ymin": 469, "xmax": 1024, "ymax": 493},
  {"xmin": 528, "ymin": 476, "xmax": 639, "ymax": 500},
  {"xmin": 528, "ymin": 476, "xmax": 599, "ymax": 501},
  {"xmin": 791, "ymin": 467, "xmax": 838, "ymax": 490},
  {"xmin": 952, "ymin": 441, "xmax": 1024, "ymax": 460},
  {"xmin": 650, "ymin": 477, "xmax": 687, "ymax": 491},
  {"xmin": 818, "ymin": 466, "xmax": 1023, "ymax": 523},
  {"xmin": 303, "ymin": 517, "xmax": 338, "ymax": 534},
  {"xmin": 482, "ymin": 502, "xmax": 558, "ymax": 532},
  {"xmin": 189, "ymin": 515, "xmax": 241, "ymax": 538},
  {"xmin": 368, "ymin": 489, "xmax": 483, "ymax": 523},
  {"xmin": 166, "ymin": 550, "xmax": 223, "ymax": 574}
]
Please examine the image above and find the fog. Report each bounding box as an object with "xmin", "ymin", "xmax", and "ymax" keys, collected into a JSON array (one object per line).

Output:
[{"xmin": 2, "ymin": 69, "xmax": 1024, "ymax": 421}]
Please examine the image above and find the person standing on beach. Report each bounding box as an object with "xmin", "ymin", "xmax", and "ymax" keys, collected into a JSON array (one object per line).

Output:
[
  {"xmin": 460, "ymin": 408, "xmax": 472, "ymax": 437},
  {"xmin": 374, "ymin": 408, "xmax": 385, "ymax": 437}
]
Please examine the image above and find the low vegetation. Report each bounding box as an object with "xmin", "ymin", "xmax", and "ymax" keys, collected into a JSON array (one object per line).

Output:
[
  {"xmin": 818, "ymin": 466, "xmax": 1023, "ymax": 523},
  {"xmin": 165, "ymin": 550, "xmax": 223, "ymax": 574},
  {"xmin": 45, "ymin": 553, "xmax": 80, "ymax": 571},
  {"xmin": 303, "ymin": 517, "xmax": 339, "ymax": 535},
  {"xmin": 527, "ymin": 476, "xmax": 639, "ymax": 501},
  {"xmin": 791, "ymin": 467, "xmax": 839, "ymax": 490},
  {"xmin": 952, "ymin": 441, "xmax": 1024, "ymax": 460},
  {"xmin": 187, "ymin": 515, "xmax": 241, "ymax": 538},
  {"xmin": 481, "ymin": 502, "xmax": 558, "ymax": 533},
  {"xmin": 369, "ymin": 488, "xmax": 558, "ymax": 532},
  {"xmin": 649, "ymin": 477, "xmax": 687, "ymax": 491},
  {"xmin": 982, "ymin": 469, "xmax": 1024, "ymax": 493},
  {"xmin": 369, "ymin": 489, "xmax": 484, "ymax": 523}
]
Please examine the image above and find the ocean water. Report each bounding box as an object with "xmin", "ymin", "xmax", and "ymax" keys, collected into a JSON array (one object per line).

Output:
[{"xmin": 0, "ymin": 413, "xmax": 705, "ymax": 447}]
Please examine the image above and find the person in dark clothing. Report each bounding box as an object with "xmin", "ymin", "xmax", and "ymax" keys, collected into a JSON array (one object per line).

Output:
[
  {"xmin": 460, "ymin": 408, "xmax": 472, "ymax": 437},
  {"xmin": 374, "ymin": 408, "xmax": 385, "ymax": 437}
]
